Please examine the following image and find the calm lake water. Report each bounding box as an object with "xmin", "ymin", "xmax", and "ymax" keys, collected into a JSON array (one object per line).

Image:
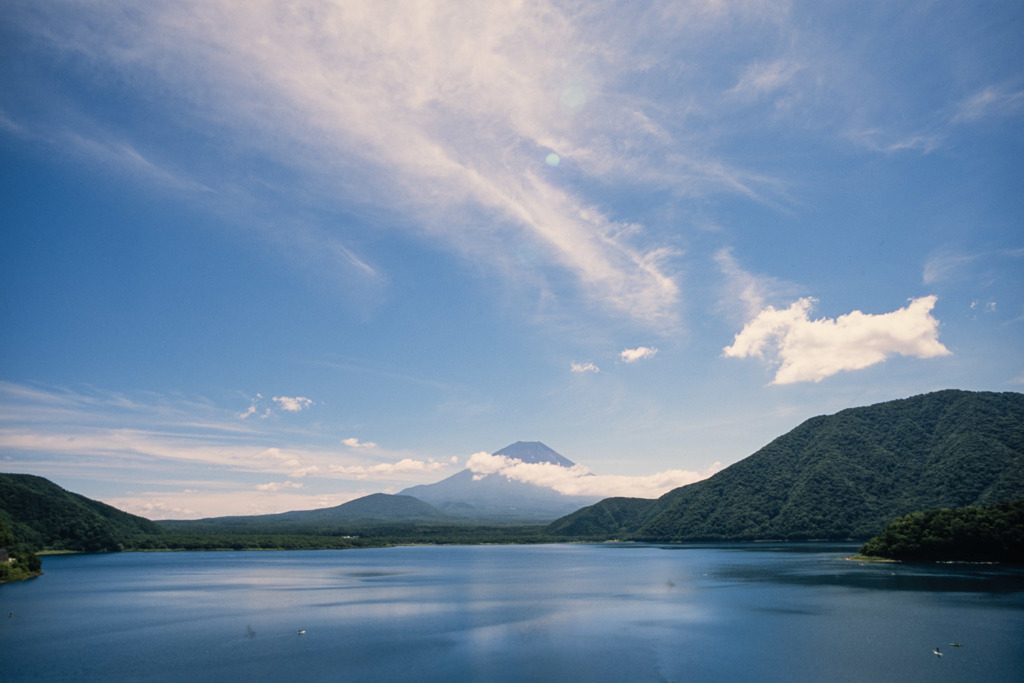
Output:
[{"xmin": 1, "ymin": 543, "xmax": 1022, "ymax": 682}]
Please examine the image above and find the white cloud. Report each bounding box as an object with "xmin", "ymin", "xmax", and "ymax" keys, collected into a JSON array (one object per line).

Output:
[
  {"xmin": 105, "ymin": 488, "xmax": 365, "ymax": 520},
  {"xmin": 255, "ymin": 480, "xmax": 304, "ymax": 492},
  {"xmin": 288, "ymin": 465, "xmax": 320, "ymax": 478},
  {"xmin": 620, "ymin": 347, "xmax": 658, "ymax": 363},
  {"xmin": 273, "ymin": 396, "xmax": 313, "ymax": 412},
  {"xmin": 328, "ymin": 458, "xmax": 450, "ymax": 480},
  {"xmin": 342, "ymin": 437, "xmax": 378, "ymax": 449},
  {"xmin": 465, "ymin": 451, "xmax": 719, "ymax": 498},
  {"xmin": 723, "ymin": 296, "xmax": 951, "ymax": 384},
  {"xmin": 570, "ymin": 361, "xmax": 600, "ymax": 373}
]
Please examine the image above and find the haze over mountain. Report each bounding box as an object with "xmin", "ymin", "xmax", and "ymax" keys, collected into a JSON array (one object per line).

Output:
[
  {"xmin": 159, "ymin": 493, "xmax": 450, "ymax": 534},
  {"xmin": 400, "ymin": 442, "xmax": 602, "ymax": 522},
  {"xmin": 161, "ymin": 442, "xmax": 599, "ymax": 531},
  {"xmin": 547, "ymin": 390, "xmax": 1024, "ymax": 541}
]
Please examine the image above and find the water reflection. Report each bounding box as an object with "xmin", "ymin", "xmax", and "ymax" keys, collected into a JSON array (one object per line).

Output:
[{"xmin": 3, "ymin": 544, "xmax": 1022, "ymax": 682}]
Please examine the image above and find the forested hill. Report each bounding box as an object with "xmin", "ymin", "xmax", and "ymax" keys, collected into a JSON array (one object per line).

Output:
[
  {"xmin": 0, "ymin": 473, "xmax": 164, "ymax": 551},
  {"xmin": 858, "ymin": 499, "xmax": 1024, "ymax": 562},
  {"xmin": 547, "ymin": 390, "xmax": 1024, "ymax": 541}
]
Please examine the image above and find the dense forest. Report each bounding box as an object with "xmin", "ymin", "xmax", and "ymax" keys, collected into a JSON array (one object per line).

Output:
[
  {"xmin": 0, "ymin": 473, "xmax": 164, "ymax": 552},
  {"xmin": 133, "ymin": 525, "xmax": 554, "ymax": 552},
  {"xmin": 0, "ymin": 515, "xmax": 42, "ymax": 583},
  {"xmin": 858, "ymin": 500, "xmax": 1024, "ymax": 562},
  {"xmin": 548, "ymin": 390, "xmax": 1024, "ymax": 541}
]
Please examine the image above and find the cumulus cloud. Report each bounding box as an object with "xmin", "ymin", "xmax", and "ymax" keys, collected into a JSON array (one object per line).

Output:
[
  {"xmin": 273, "ymin": 396, "xmax": 314, "ymax": 412},
  {"xmin": 465, "ymin": 451, "xmax": 719, "ymax": 498},
  {"xmin": 570, "ymin": 361, "xmax": 600, "ymax": 373},
  {"xmin": 620, "ymin": 347, "xmax": 658, "ymax": 363},
  {"xmin": 723, "ymin": 296, "xmax": 951, "ymax": 384}
]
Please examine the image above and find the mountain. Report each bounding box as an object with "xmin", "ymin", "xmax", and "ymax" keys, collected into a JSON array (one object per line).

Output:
[
  {"xmin": 159, "ymin": 493, "xmax": 450, "ymax": 533},
  {"xmin": 400, "ymin": 441, "xmax": 602, "ymax": 522},
  {"xmin": 0, "ymin": 473, "xmax": 164, "ymax": 551},
  {"xmin": 547, "ymin": 390, "xmax": 1024, "ymax": 541}
]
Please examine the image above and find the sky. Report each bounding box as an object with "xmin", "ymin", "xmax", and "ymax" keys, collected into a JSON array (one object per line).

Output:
[{"xmin": 1, "ymin": 1, "xmax": 1022, "ymax": 520}]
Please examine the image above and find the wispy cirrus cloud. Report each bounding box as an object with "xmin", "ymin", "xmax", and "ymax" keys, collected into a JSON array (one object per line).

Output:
[
  {"xmin": 8, "ymin": 1, "xmax": 831, "ymax": 330},
  {"xmin": 8, "ymin": 1, "xmax": 697, "ymax": 327},
  {"xmin": 723, "ymin": 296, "xmax": 951, "ymax": 384},
  {"xmin": 0, "ymin": 382, "xmax": 458, "ymax": 517},
  {"xmin": 729, "ymin": 59, "xmax": 804, "ymax": 99},
  {"xmin": 714, "ymin": 247, "xmax": 800, "ymax": 321},
  {"xmin": 923, "ymin": 249, "xmax": 980, "ymax": 285},
  {"xmin": 953, "ymin": 84, "xmax": 1024, "ymax": 123}
]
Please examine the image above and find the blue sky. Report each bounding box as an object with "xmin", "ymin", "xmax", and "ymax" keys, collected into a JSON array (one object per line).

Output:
[{"xmin": 2, "ymin": 1, "xmax": 1022, "ymax": 519}]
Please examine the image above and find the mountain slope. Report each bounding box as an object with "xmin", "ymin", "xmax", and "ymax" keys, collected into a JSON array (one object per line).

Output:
[
  {"xmin": 0, "ymin": 473, "xmax": 164, "ymax": 551},
  {"xmin": 547, "ymin": 390, "xmax": 1024, "ymax": 541},
  {"xmin": 400, "ymin": 441, "xmax": 600, "ymax": 522}
]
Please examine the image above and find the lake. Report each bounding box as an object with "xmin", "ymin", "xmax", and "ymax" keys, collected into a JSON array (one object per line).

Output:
[{"xmin": 1, "ymin": 543, "xmax": 1022, "ymax": 682}]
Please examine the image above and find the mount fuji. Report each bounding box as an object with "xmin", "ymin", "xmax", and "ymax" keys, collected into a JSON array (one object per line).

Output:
[{"xmin": 400, "ymin": 441, "xmax": 601, "ymax": 522}]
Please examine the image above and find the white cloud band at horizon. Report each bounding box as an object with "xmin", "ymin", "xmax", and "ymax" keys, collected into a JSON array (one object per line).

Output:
[
  {"xmin": 0, "ymin": 381, "xmax": 462, "ymax": 518},
  {"xmin": 465, "ymin": 451, "xmax": 720, "ymax": 498},
  {"xmin": 723, "ymin": 295, "xmax": 951, "ymax": 384}
]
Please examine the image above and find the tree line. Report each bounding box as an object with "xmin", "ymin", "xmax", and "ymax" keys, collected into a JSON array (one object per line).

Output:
[{"xmin": 858, "ymin": 499, "xmax": 1024, "ymax": 562}]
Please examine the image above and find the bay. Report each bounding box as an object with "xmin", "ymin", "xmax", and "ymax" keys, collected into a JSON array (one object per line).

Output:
[{"xmin": 1, "ymin": 543, "xmax": 1022, "ymax": 682}]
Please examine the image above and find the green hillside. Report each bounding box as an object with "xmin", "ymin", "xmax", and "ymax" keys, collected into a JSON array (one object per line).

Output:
[
  {"xmin": 859, "ymin": 500, "xmax": 1024, "ymax": 562},
  {"xmin": 547, "ymin": 390, "xmax": 1024, "ymax": 541},
  {"xmin": 0, "ymin": 473, "xmax": 164, "ymax": 552}
]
